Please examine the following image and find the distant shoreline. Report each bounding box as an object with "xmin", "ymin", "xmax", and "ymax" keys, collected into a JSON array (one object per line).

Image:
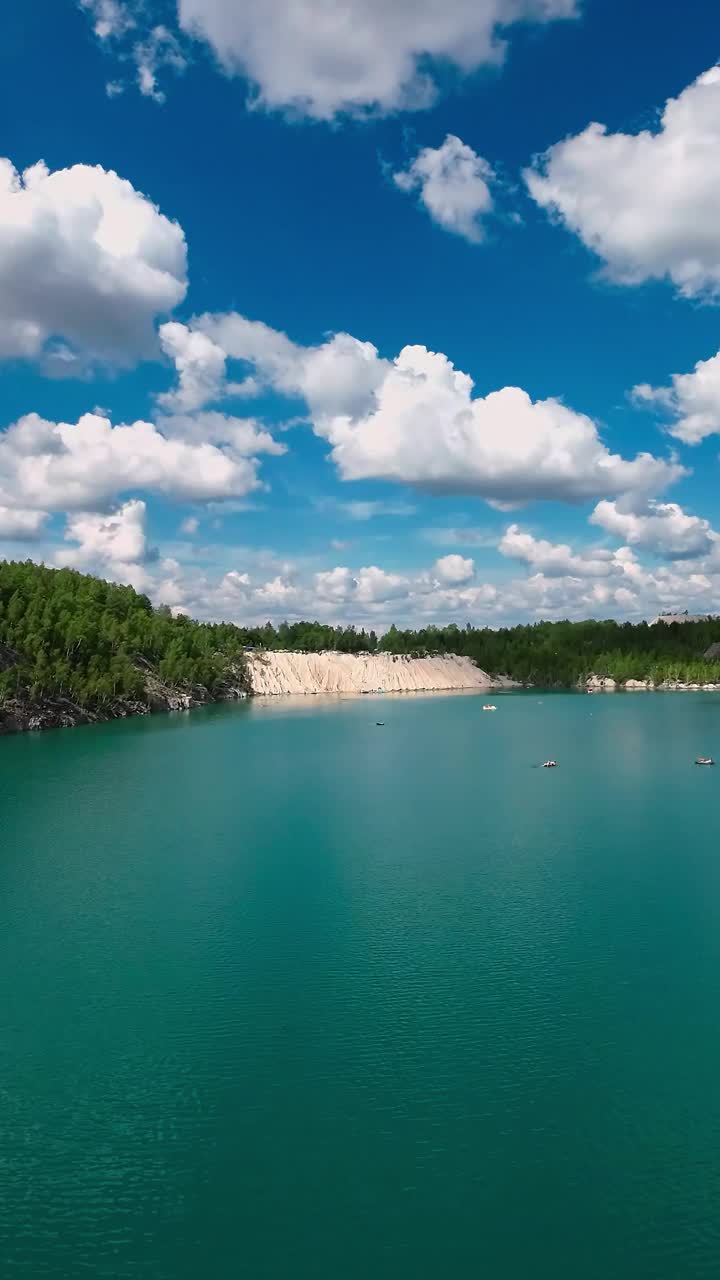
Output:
[
  {"xmin": 0, "ymin": 652, "xmax": 514, "ymax": 737},
  {"xmin": 4, "ymin": 655, "xmax": 720, "ymax": 739},
  {"xmin": 583, "ymin": 676, "xmax": 720, "ymax": 693}
]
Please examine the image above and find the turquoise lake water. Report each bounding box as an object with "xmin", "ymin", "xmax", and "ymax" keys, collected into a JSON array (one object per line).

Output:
[{"xmin": 2, "ymin": 690, "xmax": 720, "ymax": 1278}]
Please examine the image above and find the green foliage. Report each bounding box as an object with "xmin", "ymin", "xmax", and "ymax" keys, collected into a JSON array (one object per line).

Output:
[
  {"xmin": 237, "ymin": 620, "xmax": 382, "ymax": 654},
  {"xmin": 0, "ymin": 560, "xmax": 249, "ymax": 709},
  {"xmin": 370, "ymin": 618, "xmax": 720, "ymax": 686}
]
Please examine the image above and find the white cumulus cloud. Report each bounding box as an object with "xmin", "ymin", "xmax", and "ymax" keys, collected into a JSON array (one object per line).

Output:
[
  {"xmin": 499, "ymin": 524, "xmax": 617, "ymax": 576},
  {"xmin": 315, "ymin": 566, "xmax": 356, "ymax": 603},
  {"xmin": 393, "ymin": 135, "xmax": 496, "ymax": 242},
  {"xmin": 631, "ymin": 349, "xmax": 720, "ymax": 445},
  {"xmin": 315, "ymin": 346, "xmax": 681, "ymax": 504},
  {"xmin": 0, "ymin": 506, "xmax": 49, "ymax": 539},
  {"xmin": 150, "ymin": 535, "xmax": 720, "ymax": 629},
  {"xmin": 526, "ymin": 66, "xmax": 720, "ymax": 298},
  {"xmin": 494, "ymin": 541, "xmax": 716, "ymax": 621},
  {"xmin": 158, "ymin": 321, "xmax": 259, "ymax": 411},
  {"xmin": 50, "ymin": 508, "xmax": 720, "ymax": 630},
  {"xmin": 58, "ymin": 499, "xmax": 150, "ymax": 577},
  {"xmin": 590, "ymin": 499, "xmax": 718, "ymax": 558},
  {"xmin": 198, "ymin": 314, "xmax": 387, "ymax": 419},
  {"xmin": 0, "ymin": 411, "xmax": 278, "ymax": 513},
  {"xmin": 158, "ymin": 322, "xmax": 229, "ymax": 411},
  {"xmin": 55, "ymin": 500, "xmax": 166, "ymax": 592},
  {"xmin": 176, "ymin": 0, "xmax": 576, "ymax": 120},
  {"xmin": 314, "ymin": 564, "xmax": 412, "ymax": 606},
  {"xmin": 254, "ymin": 575, "xmax": 301, "ymax": 606},
  {"xmin": 157, "ymin": 411, "xmax": 286, "ymax": 457},
  {"xmin": 189, "ymin": 313, "xmax": 685, "ymax": 507},
  {"xmin": 434, "ymin": 554, "xmax": 475, "ymax": 584},
  {"xmin": 354, "ymin": 565, "xmax": 412, "ymax": 604},
  {"xmin": 0, "ymin": 157, "xmax": 187, "ymax": 367}
]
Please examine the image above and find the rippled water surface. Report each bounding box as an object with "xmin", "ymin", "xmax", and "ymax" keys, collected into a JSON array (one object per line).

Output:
[{"xmin": 3, "ymin": 690, "xmax": 720, "ymax": 1278}]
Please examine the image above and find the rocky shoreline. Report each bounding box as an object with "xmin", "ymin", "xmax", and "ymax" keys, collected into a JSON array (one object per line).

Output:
[
  {"xmin": 583, "ymin": 674, "xmax": 720, "ymax": 692},
  {"xmin": 0, "ymin": 666, "xmax": 249, "ymax": 736}
]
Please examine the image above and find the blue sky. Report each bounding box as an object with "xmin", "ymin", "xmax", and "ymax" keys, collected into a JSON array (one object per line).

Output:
[{"xmin": 1, "ymin": 0, "xmax": 719, "ymax": 626}]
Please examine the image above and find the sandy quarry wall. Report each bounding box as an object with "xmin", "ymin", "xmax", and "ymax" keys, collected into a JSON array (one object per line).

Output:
[{"xmin": 246, "ymin": 651, "xmax": 504, "ymax": 696}]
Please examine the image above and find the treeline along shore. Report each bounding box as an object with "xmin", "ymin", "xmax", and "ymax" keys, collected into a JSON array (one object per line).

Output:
[{"xmin": 2, "ymin": 560, "xmax": 720, "ymax": 734}]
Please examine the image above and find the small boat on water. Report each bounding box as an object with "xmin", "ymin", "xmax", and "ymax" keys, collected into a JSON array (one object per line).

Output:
[
  {"xmin": 376, "ymin": 721, "xmax": 385, "ymax": 726},
  {"xmin": 542, "ymin": 760, "xmax": 557, "ymax": 768},
  {"xmin": 695, "ymin": 756, "xmax": 715, "ymax": 766},
  {"xmin": 482, "ymin": 704, "xmax": 497, "ymax": 711}
]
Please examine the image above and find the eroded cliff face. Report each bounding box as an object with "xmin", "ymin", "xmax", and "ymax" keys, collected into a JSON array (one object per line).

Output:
[{"xmin": 246, "ymin": 651, "xmax": 515, "ymax": 695}]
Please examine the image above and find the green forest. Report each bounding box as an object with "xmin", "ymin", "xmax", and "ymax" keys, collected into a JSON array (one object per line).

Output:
[
  {"xmin": 0, "ymin": 560, "xmax": 249, "ymax": 707},
  {"xmin": 2, "ymin": 560, "xmax": 720, "ymax": 710}
]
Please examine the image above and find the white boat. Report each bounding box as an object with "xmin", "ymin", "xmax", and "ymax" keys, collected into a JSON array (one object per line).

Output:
[{"xmin": 482, "ymin": 704, "xmax": 497, "ymax": 711}]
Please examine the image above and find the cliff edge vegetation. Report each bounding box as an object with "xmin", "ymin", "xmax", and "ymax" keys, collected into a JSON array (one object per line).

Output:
[{"xmin": 0, "ymin": 561, "xmax": 250, "ymax": 733}]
